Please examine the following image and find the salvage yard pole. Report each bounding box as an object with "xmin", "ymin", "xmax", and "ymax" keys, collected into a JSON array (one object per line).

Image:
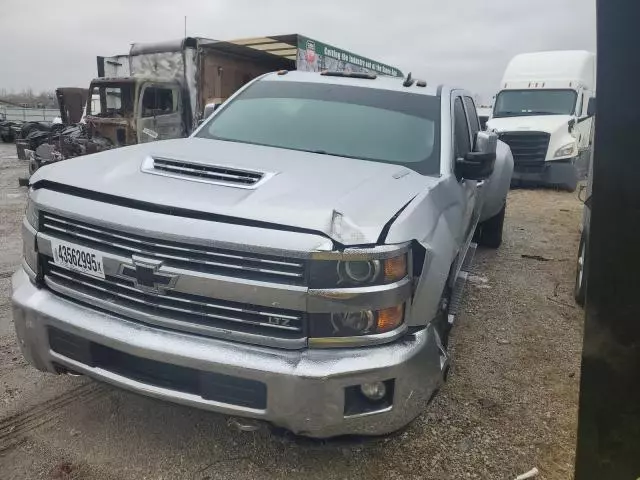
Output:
[{"xmin": 574, "ymin": 0, "xmax": 640, "ymax": 478}]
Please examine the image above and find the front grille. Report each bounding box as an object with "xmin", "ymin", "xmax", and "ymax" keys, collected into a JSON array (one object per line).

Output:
[
  {"xmin": 45, "ymin": 260, "xmax": 305, "ymax": 341},
  {"xmin": 146, "ymin": 156, "xmax": 266, "ymax": 187},
  {"xmin": 499, "ymin": 132, "xmax": 550, "ymax": 169},
  {"xmin": 49, "ymin": 327, "xmax": 267, "ymax": 409},
  {"xmin": 41, "ymin": 212, "xmax": 306, "ymax": 284}
]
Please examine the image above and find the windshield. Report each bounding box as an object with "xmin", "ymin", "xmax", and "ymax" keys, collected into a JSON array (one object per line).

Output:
[
  {"xmin": 197, "ymin": 80, "xmax": 441, "ymax": 175},
  {"xmin": 493, "ymin": 89, "xmax": 578, "ymax": 117},
  {"xmin": 87, "ymin": 84, "xmax": 134, "ymax": 118}
]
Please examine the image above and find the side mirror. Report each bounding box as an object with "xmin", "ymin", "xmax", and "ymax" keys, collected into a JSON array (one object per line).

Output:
[
  {"xmin": 456, "ymin": 131, "xmax": 498, "ymax": 180},
  {"xmin": 587, "ymin": 97, "xmax": 596, "ymax": 117},
  {"xmin": 456, "ymin": 152, "xmax": 496, "ymax": 180},
  {"xmin": 203, "ymin": 102, "xmax": 221, "ymax": 120}
]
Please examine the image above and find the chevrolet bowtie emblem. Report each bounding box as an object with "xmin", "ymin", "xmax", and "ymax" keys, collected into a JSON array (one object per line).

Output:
[{"xmin": 118, "ymin": 256, "xmax": 178, "ymax": 294}]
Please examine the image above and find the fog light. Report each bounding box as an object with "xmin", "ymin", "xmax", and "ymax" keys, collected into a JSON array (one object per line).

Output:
[{"xmin": 360, "ymin": 381, "xmax": 387, "ymax": 401}]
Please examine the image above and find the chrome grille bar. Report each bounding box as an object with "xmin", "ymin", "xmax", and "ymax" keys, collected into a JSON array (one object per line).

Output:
[
  {"xmin": 46, "ymin": 261, "xmax": 304, "ymax": 334},
  {"xmin": 41, "ymin": 212, "xmax": 306, "ymax": 282}
]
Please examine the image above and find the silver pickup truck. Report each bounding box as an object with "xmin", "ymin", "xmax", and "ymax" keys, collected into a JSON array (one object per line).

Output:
[{"xmin": 12, "ymin": 71, "xmax": 513, "ymax": 438}]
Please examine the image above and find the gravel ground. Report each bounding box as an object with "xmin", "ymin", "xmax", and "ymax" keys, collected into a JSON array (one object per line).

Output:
[{"xmin": 0, "ymin": 142, "xmax": 584, "ymax": 480}]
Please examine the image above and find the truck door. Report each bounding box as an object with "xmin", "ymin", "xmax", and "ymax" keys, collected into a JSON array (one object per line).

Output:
[
  {"xmin": 453, "ymin": 96, "xmax": 479, "ymax": 246},
  {"xmin": 137, "ymin": 83, "xmax": 184, "ymax": 143},
  {"xmin": 573, "ymin": 90, "xmax": 594, "ymax": 176}
]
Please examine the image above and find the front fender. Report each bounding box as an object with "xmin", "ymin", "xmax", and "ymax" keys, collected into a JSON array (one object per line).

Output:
[
  {"xmin": 479, "ymin": 140, "xmax": 513, "ymax": 222},
  {"xmin": 384, "ymin": 176, "xmax": 465, "ymax": 326}
]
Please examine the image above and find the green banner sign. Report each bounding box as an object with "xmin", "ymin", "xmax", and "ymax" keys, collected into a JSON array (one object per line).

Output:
[{"xmin": 296, "ymin": 36, "xmax": 403, "ymax": 78}]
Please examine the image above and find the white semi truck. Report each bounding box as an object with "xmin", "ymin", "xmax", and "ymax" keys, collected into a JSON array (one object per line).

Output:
[{"xmin": 487, "ymin": 50, "xmax": 596, "ymax": 191}]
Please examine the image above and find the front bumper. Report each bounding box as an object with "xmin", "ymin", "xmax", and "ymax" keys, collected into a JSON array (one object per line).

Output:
[
  {"xmin": 511, "ymin": 156, "xmax": 584, "ymax": 190},
  {"xmin": 12, "ymin": 268, "xmax": 446, "ymax": 438}
]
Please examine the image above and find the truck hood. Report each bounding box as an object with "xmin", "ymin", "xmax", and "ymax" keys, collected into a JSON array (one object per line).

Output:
[
  {"xmin": 31, "ymin": 138, "xmax": 437, "ymax": 245},
  {"xmin": 486, "ymin": 114, "xmax": 573, "ymax": 135}
]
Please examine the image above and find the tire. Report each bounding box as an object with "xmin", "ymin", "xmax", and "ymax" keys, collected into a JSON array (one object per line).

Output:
[
  {"xmin": 476, "ymin": 203, "xmax": 506, "ymax": 249},
  {"xmin": 28, "ymin": 156, "xmax": 41, "ymax": 176},
  {"xmin": 574, "ymin": 232, "xmax": 587, "ymax": 306}
]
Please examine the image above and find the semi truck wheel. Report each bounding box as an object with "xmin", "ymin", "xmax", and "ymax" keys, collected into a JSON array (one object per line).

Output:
[
  {"xmin": 574, "ymin": 233, "xmax": 587, "ymax": 306},
  {"xmin": 476, "ymin": 203, "xmax": 506, "ymax": 249}
]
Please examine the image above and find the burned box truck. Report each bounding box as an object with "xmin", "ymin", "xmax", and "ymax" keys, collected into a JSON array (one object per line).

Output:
[{"xmin": 88, "ymin": 34, "xmax": 403, "ymax": 148}]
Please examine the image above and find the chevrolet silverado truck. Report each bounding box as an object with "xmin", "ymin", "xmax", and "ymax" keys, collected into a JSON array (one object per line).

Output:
[{"xmin": 12, "ymin": 71, "xmax": 513, "ymax": 437}]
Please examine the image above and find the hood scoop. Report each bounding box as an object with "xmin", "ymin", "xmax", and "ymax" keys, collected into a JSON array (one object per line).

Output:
[{"xmin": 141, "ymin": 156, "xmax": 273, "ymax": 188}]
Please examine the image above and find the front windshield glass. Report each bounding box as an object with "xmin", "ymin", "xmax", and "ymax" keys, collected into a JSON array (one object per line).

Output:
[
  {"xmin": 493, "ymin": 89, "xmax": 578, "ymax": 117},
  {"xmin": 87, "ymin": 84, "xmax": 134, "ymax": 117},
  {"xmin": 196, "ymin": 80, "xmax": 441, "ymax": 176}
]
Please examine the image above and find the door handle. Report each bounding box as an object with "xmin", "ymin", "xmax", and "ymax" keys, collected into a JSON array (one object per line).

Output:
[{"xmin": 476, "ymin": 180, "xmax": 486, "ymax": 188}]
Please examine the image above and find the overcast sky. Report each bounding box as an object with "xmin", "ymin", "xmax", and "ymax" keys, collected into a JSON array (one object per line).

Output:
[{"xmin": 0, "ymin": 0, "xmax": 596, "ymax": 102}]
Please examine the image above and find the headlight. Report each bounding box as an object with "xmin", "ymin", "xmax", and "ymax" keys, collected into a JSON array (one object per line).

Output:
[
  {"xmin": 23, "ymin": 197, "xmax": 39, "ymax": 275},
  {"xmin": 309, "ymin": 304, "xmax": 405, "ymax": 339},
  {"xmin": 554, "ymin": 142, "xmax": 576, "ymax": 158},
  {"xmin": 309, "ymin": 252, "xmax": 408, "ymax": 288},
  {"xmin": 25, "ymin": 197, "xmax": 39, "ymax": 229}
]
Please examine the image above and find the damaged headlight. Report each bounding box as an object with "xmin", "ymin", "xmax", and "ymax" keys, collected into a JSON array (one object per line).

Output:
[{"xmin": 309, "ymin": 250, "xmax": 408, "ymax": 288}]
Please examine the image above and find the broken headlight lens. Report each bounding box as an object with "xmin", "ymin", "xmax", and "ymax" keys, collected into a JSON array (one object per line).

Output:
[{"xmin": 309, "ymin": 253, "xmax": 407, "ymax": 288}]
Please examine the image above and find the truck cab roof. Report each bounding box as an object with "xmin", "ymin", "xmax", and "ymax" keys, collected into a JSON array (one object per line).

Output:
[{"xmin": 260, "ymin": 70, "xmax": 445, "ymax": 97}]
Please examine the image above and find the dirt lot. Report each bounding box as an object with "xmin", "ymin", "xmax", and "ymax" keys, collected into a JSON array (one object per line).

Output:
[{"xmin": 0, "ymin": 141, "xmax": 584, "ymax": 480}]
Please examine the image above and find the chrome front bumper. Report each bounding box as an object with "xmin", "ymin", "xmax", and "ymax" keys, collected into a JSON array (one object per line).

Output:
[{"xmin": 12, "ymin": 268, "xmax": 446, "ymax": 438}]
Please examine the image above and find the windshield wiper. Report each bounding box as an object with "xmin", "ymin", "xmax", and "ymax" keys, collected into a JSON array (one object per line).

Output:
[
  {"xmin": 208, "ymin": 137, "xmax": 373, "ymax": 162},
  {"xmin": 307, "ymin": 149, "xmax": 367, "ymax": 161},
  {"xmin": 525, "ymin": 110, "xmax": 559, "ymax": 116},
  {"xmin": 493, "ymin": 111, "xmax": 526, "ymax": 118}
]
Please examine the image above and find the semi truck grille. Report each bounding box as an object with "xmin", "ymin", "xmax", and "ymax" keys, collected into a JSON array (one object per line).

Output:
[
  {"xmin": 499, "ymin": 132, "xmax": 550, "ymax": 169},
  {"xmin": 41, "ymin": 212, "xmax": 306, "ymax": 284},
  {"xmin": 44, "ymin": 260, "xmax": 305, "ymax": 342}
]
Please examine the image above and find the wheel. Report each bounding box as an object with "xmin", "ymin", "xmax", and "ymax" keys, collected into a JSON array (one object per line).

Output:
[
  {"xmin": 476, "ymin": 203, "xmax": 506, "ymax": 249},
  {"xmin": 434, "ymin": 286, "xmax": 452, "ymax": 349},
  {"xmin": 28, "ymin": 156, "xmax": 41, "ymax": 176},
  {"xmin": 574, "ymin": 232, "xmax": 587, "ymax": 306}
]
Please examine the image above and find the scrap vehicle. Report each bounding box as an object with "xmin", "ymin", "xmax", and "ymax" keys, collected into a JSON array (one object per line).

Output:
[
  {"xmin": 15, "ymin": 87, "xmax": 113, "ymax": 175},
  {"xmin": 486, "ymin": 50, "xmax": 596, "ymax": 191},
  {"xmin": 12, "ymin": 71, "xmax": 513, "ymax": 438},
  {"xmin": 86, "ymin": 34, "xmax": 403, "ymax": 149},
  {"xmin": 0, "ymin": 98, "xmax": 27, "ymax": 143}
]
